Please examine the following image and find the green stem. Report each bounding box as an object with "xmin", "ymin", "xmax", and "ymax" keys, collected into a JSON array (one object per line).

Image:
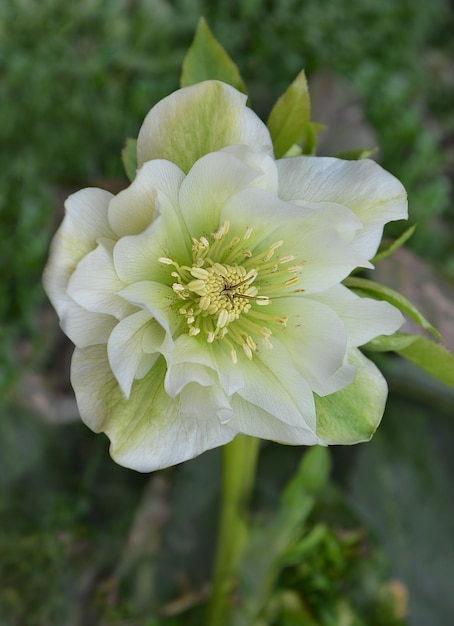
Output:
[{"xmin": 207, "ymin": 434, "xmax": 260, "ymax": 626}]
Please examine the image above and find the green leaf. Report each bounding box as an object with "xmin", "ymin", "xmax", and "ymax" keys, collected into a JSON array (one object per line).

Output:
[
  {"xmin": 315, "ymin": 348, "xmax": 388, "ymax": 444},
  {"xmin": 396, "ymin": 335, "xmax": 454, "ymax": 387},
  {"xmin": 363, "ymin": 331, "xmax": 419, "ymax": 352},
  {"xmin": 232, "ymin": 447, "xmax": 330, "ymax": 626},
  {"xmin": 344, "ymin": 276, "xmax": 441, "ymax": 339},
  {"xmin": 371, "ymin": 224, "xmax": 417, "ymax": 263},
  {"xmin": 282, "ymin": 144, "xmax": 303, "ymax": 157},
  {"xmin": 333, "ymin": 147, "xmax": 378, "ymax": 160},
  {"xmin": 180, "ymin": 17, "xmax": 247, "ymax": 94},
  {"xmin": 266, "ymin": 70, "xmax": 311, "ymax": 158},
  {"xmin": 301, "ymin": 121, "xmax": 323, "ymax": 155},
  {"xmin": 121, "ymin": 138, "xmax": 137, "ymax": 182}
]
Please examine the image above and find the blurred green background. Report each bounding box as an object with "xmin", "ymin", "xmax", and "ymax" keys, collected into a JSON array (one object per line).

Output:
[{"xmin": 1, "ymin": 1, "xmax": 454, "ymax": 625}]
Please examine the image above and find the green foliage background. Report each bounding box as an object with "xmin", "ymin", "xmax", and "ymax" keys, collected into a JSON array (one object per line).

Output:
[{"xmin": 1, "ymin": 1, "xmax": 453, "ymax": 625}]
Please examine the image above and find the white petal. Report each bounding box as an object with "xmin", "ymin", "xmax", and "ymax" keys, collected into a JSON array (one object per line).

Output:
[
  {"xmin": 108, "ymin": 159, "xmax": 184, "ymax": 237},
  {"xmin": 272, "ymin": 296, "xmax": 348, "ymax": 393},
  {"xmin": 220, "ymin": 145, "xmax": 279, "ymax": 195},
  {"xmin": 113, "ymin": 202, "xmax": 190, "ymax": 285},
  {"xmin": 349, "ymin": 222, "xmax": 385, "ymax": 259},
  {"xmin": 221, "ymin": 187, "xmax": 371, "ymax": 293},
  {"xmin": 241, "ymin": 107, "xmax": 275, "ymax": 154},
  {"xmin": 117, "ymin": 281, "xmax": 180, "ymax": 341},
  {"xmin": 107, "ymin": 311, "xmax": 165, "ymax": 398},
  {"xmin": 137, "ymin": 80, "xmax": 272, "ymax": 173},
  {"xmin": 61, "ymin": 307, "xmax": 117, "ymax": 348},
  {"xmin": 311, "ymin": 355, "xmax": 356, "ymax": 397},
  {"xmin": 71, "ymin": 346, "xmax": 236, "ymax": 471},
  {"xmin": 178, "ymin": 150, "xmax": 267, "ymax": 237},
  {"xmin": 309, "ymin": 284, "xmax": 404, "ymax": 347},
  {"xmin": 283, "ymin": 200, "xmax": 363, "ymax": 244},
  {"xmin": 231, "ymin": 339, "xmax": 317, "ymax": 433},
  {"xmin": 277, "ymin": 156, "xmax": 408, "ymax": 258},
  {"xmin": 162, "ymin": 334, "xmax": 219, "ymax": 397},
  {"xmin": 179, "ymin": 376, "xmax": 235, "ymax": 426},
  {"xmin": 43, "ymin": 188, "xmax": 115, "ymax": 320},
  {"xmin": 229, "ymin": 395, "xmax": 318, "ymax": 445},
  {"xmin": 67, "ymin": 239, "xmax": 134, "ymax": 320}
]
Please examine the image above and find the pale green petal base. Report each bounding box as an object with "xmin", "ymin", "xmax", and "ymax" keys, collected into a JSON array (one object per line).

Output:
[
  {"xmin": 315, "ymin": 348, "xmax": 388, "ymax": 444},
  {"xmin": 137, "ymin": 80, "xmax": 273, "ymax": 173},
  {"xmin": 71, "ymin": 345, "xmax": 236, "ymax": 472}
]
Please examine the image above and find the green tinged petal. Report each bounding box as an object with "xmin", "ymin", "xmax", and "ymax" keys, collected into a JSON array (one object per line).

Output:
[
  {"xmin": 71, "ymin": 346, "xmax": 235, "ymax": 472},
  {"xmin": 136, "ymin": 81, "xmax": 272, "ymax": 173},
  {"xmin": 315, "ymin": 348, "xmax": 387, "ymax": 444}
]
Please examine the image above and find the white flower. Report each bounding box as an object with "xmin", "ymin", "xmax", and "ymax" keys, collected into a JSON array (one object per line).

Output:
[{"xmin": 43, "ymin": 81, "xmax": 407, "ymax": 472}]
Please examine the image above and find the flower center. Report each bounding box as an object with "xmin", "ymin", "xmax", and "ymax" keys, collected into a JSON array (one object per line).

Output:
[
  {"xmin": 159, "ymin": 220, "xmax": 303, "ymax": 363},
  {"xmin": 186, "ymin": 263, "xmax": 258, "ymax": 326}
]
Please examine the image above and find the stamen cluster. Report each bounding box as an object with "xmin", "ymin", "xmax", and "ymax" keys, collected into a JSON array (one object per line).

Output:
[{"xmin": 159, "ymin": 220, "xmax": 299, "ymax": 362}]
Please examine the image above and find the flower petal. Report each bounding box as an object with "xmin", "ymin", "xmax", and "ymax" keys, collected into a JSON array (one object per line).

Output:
[
  {"xmin": 315, "ymin": 348, "xmax": 388, "ymax": 444},
  {"xmin": 271, "ymin": 296, "xmax": 349, "ymax": 394},
  {"xmin": 61, "ymin": 307, "xmax": 117, "ymax": 348},
  {"xmin": 117, "ymin": 280, "xmax": 180, "ymax": 341},
  {"xmin": 43, "ymin": 188, "xmax": 115, "ymax": 311},
  {"xmin": 113, "ymin": 202, "xmax": 190, "ymax": 286},
  {"xmin": 71, "ymin": 346, "xmax": 236, "ymax": 471},
  {"xmin": 227, "ymin": 339, "xmax": 317, "ymax": 433},
  {"xmin": 178, "ymin": 150, "xmax": 271, "ymax": 238},
  {"xmin": 221, "ymin": 187, "xmax": 371, "ymax": 293},
  {"xmin": 309, "ymin": 284, "xmax": 404, "ymax": 347},
  {"xmin": 276, "ymin": 156, "xmax": 408, "ymax": 258},
  {"xmin": 43, "ymin": 188, "xmax": 118, "ymax": 346},
  {"xmin": 108, "ymin": 159, "xmax": 185, "ymax": 237},
  {"xmin": 221, "ymin": 145, "xmax": 279, "ymax": 195},
  {"xmin": 229, "ymin": 395, "xmax": 318, "ymax": 445},
  {"xmin": 137, "ymin": 80, "xmax": 272, "ymax": 173},
  {"xmin": 162, "ymin": 334, "xmax": 220, "ymax": 397},
  {"xmin": 107, "ymin": 311, "xmax": 165, "ymax": 398},
  {"xmin": 67, "ymin": 238, "xmax": 134, "ymax": 320}
]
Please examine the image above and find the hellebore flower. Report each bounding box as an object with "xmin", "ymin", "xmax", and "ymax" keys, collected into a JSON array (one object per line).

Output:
[{"xmin": 44, "ymin": 81, "xmax": 407, "ymax": 471}]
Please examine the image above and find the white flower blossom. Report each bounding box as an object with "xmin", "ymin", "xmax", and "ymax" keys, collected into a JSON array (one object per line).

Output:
[{"xmin": 44, "ymin": 81, "xmax": 407, "ymax": 471}]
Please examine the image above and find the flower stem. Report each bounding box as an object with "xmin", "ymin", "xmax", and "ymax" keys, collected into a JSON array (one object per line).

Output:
[{"xmin": 207, "ymin": 434, "xmax": 260, "ymax": 626}]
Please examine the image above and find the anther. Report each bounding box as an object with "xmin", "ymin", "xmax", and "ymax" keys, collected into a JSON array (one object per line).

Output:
[
  {"xmin": 243, "ymin": 343, "xmax": 253, "ymax": 360},
  {"xmin": 262, "ymin": 240, "xmax": 284, "ymax": 262},
  {"xmin": 255, "ymin": 296, "xmax": 270, "ymax": 305},
  {"xmin": 190, "ymin": 267, "xmax": 210, "ymax": 279},
  {"xmin": 217, "ymin": 309, "xmax": 229, "ymax": 328},
  {"xmin": 246, "ymin": 336, "xmax": 256, "ymax": 351}
]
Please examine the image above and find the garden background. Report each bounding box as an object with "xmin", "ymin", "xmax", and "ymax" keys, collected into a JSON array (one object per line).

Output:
[{"xmin": 1, "ymin": 1, "xmax": 454, "ymax": 624}]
